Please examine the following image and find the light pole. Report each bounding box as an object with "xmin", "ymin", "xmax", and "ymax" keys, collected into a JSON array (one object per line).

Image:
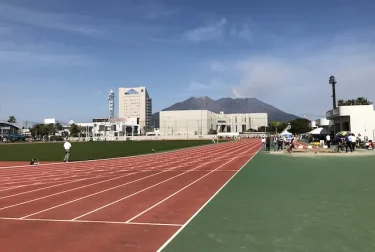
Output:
[{"xmin": 329, "ymin": 75, "xmax": 337, "ymax": 109}]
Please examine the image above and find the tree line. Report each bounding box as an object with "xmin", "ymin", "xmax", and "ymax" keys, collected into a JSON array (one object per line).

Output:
[
  {"xmin": 29, "ymin": 123, "xmax": 81, "ymax": 139},
  {"xmin": 337, "ymin": 97, "xmax": 372, "ymax": 106},
  {"xmin": 253, "ymin": 118, "xmax": 312, "ymax": 135}
]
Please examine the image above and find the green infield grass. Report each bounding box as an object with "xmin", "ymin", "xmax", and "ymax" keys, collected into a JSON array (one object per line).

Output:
[{"xmin": 0, "ymin": 140, "xmax": 211, "ymax": 161}]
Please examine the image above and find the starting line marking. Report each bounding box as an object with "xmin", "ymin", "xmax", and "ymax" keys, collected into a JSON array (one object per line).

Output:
[{"xmin": 0, "ymin": 217, "xmax": 182, "ymax": 227}]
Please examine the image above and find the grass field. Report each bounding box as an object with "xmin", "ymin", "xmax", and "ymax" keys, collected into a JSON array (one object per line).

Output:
[
  {"xmin": 0, "ymin": 140, "xmax": 211, "ymax": 161},
  {"xmin": 162, "ymin": 152, "xmax": 375, "ymax": 252}
]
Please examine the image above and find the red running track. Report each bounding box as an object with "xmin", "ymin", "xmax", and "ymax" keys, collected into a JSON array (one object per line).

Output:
[{"xmin": 0, "ymin": 139, "xmax": 261, "ymax": 252}]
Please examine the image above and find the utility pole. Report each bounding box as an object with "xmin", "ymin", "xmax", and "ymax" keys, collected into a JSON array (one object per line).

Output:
[{"xmin": 329, "ymin": 75, "xmax": 337, "ymax": 109}]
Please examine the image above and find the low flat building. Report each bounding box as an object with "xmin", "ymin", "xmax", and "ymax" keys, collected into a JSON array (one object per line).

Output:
[
  {"xmin": 74, "ymin": 117, "xmax": 140, "ymax": 138},
  {"xmin": 326, "ymin": 105, "xmax": 375, "ymax": 140},
  {"xmin": 0, "ymin": 121, "xmax": 20, "ymax": 136},
  {"xmin": 159, "ymin": 110, "xmax": 268, "ymax": 136},
  {"xmin": 315, "ymin": 117, "xmax": 333, "ymax": 134}
]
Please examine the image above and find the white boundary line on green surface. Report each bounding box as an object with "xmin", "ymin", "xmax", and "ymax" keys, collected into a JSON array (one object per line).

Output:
[
  {"xmin": 156, "ymin": 143, "xmax": 262, "ymax": 252},
  {"xmin": 0, "ymin": 141, "xmax": 236, "ymax": 169}
]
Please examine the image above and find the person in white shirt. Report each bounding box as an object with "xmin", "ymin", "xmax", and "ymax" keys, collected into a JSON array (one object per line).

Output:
[
  {"xmin": 63, "ymin": 140, "xmax": 72, "ymax": 162},
  {"xmin": 261, "ymin": 137, "xmax": 266, "ymax": 150},
  {"xmin": 325, "ymin": 134, "xmax": 331, "ymax": 148}
]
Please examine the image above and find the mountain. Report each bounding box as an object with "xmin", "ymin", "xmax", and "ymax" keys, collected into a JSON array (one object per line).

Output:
[{"xmin": 152, "ymin": 96, "xmax": 299, "ymax": 128}]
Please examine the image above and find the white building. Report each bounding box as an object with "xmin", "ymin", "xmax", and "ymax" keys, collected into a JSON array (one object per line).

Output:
[
  {"xmin": 314, "ymin": 117, "xmax": 333, "ymax": 132},
  {"xmin": 74, "ymin": 118, "xmax": 140, "ymax": 140},
  {"xmin": 326, "ymin": 105, "xmax": 375, "ymax": 140},
  {"xmin": 118, "ymin": 87, "xmax": 152, "ymax": 134},
  {"xmin": 159, "ymin": 110, "xmax": 268, "ymax": 136}
]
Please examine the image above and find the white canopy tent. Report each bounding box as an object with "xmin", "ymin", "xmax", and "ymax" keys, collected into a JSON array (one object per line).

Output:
[
  {"xmin": 309, "ymin": 127, "xmax": 330, "ymax": 135},
  {"xmin": 280, "ymin": 130, "xmax": 293, "ymax": 139}
]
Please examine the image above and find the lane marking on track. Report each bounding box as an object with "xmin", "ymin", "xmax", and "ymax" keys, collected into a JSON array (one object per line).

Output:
[
  {"xmin": 125, "ymin": 143, "xmax": 260, "ymax": 223},
  {"xmin": 0, "ymin": 142, "xmax": 244, "ymax": 200},
  {"xmin": 0, "ymin": 217, "xmax": 182, "ymax": 226},
  {"xmin": 156, "ymin": 142, "xmax": 262, "ymax": 252},
  {"xmin": 19, "ymin": 143, "xmax": 254, "ymax": 219},
  {"xmin": 70, "ymin": 143, "xmax": 255, "ymax": 221}
]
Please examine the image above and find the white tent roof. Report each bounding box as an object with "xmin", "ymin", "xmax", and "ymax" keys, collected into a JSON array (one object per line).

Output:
[
  {"xmin": 280, "ymin": 130, "xmax": 292, "ymax": 135},
  {"xmin": 309, "ymin": 127, "xmax": 330, "ymax": 135}
]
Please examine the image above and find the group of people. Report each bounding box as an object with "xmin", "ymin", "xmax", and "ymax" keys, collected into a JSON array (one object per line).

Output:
[
  {"xmin": 334, "ymin": 133, "xmax": 358, "ymax": 153},
  {"xmin": 261, "ymin": 134, "xmax": 297, "ymax": 154}
]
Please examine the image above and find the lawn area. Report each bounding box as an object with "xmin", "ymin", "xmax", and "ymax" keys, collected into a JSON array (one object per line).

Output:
[
  {"xmin": 162, "ymin": 152, "xmax": 375, "ymax": 252},
  {"xmin": 0, "ymin": 140, "xmax": 211, "ymax": 161}
]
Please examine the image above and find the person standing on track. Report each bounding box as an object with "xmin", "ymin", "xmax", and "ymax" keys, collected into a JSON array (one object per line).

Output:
[
  {"xmin": 325, "ymin": 134, "xmax": 331, "ymax": 148},
  {"xmin": 63, "ymin": 140, "xmax": 72, "ymax": 162}
]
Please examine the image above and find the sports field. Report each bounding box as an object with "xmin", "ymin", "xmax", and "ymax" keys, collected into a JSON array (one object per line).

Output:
[
  {"xmin": 1, "ymin": 140, "xmax": 374, "ymax": 252},
  {"xmin": 0, "ymin": 140, "xmax": 211, "ymax": 162}
]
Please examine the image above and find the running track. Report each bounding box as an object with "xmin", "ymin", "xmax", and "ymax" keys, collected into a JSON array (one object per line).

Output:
[{"xmin": 0, "ymin": 139, "xmax": 261, "ymax": 252}]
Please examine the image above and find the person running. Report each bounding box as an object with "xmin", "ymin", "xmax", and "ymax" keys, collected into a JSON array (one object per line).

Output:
[
  {"xmin": 63, "ymin": 140, "xmax": 72, "ymax": 162},
  {"xmin": 287, "ymin": 135, "xmax": 295, "ymax": 154}
]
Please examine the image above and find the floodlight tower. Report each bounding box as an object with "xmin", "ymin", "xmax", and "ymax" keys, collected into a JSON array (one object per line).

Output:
[
  {"xmin": 329, "ymin": 75, "xmax": 337, "ymax": 109},
  {"xmin": 108, "ymin": 90, "xmax": 115, "ymax": 119}
]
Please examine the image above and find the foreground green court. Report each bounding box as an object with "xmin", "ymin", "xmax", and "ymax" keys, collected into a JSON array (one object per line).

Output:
[
  {"xmin": 0, "ymin": 140, "xmax": 211, "ymax": 161},
  {"xmin": 162, "ymin": 152, "xmax": 375, "ymax": 252}
]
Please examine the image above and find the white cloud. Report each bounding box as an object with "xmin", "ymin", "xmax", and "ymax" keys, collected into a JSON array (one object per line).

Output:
[
  {"xmin": 0, "ymin": 50, "xmax": 94, "ymax": 67},
  {"xmin": 183, "ymin": 19, "xmax": 227, "ymax": 42},
  {"xmin": 141, "ymin": 4, "xmax": 180, "ymax": 19},
  {"xmin": 230, "ymin": 24, "xmax": 252, "ymax": 41},
  {"xmin": 0, "ymin": 4, "xmax": 101, "ymax": 35},
  {"xmin": 230, "ymin": 41, "xmax": 375, "ymax": 115}
]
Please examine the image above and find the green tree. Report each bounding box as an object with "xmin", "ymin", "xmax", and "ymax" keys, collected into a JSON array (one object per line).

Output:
[
  {"xmin": 338, "ymin": 97, "xmax": 372, "ymax": 106},
  {"xmin": 289, "ymin": 118, "xmax": 311, "ymax": 135},
  {"xmin": 7, "ymin": 116, "xmax": 16, "ymax": 124},
  {"xmin": 46, "ymin": 124, "xmax": 56, "ymax": 136},
  {"xmin": 268, "ymin": 121, "xmax": 287, "ymax": 133},
  {"xmin": 30, "ymin": 124, "xmax": 48, "ymax": 138},
  {"xmin": 69, "ymin": 123, "xmax": 81, "ymax": 137},
  {"xmin": 55, "ymin": 123, "xmax": 63, "ymax": 131}
]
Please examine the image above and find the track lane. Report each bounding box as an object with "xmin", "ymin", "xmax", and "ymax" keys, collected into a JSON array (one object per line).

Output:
[{"xmin": 0, "ymin": 139, "xmax": 261, "ymax": 252}]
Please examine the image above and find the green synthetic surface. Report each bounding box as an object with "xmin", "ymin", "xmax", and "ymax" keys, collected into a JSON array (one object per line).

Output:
[
  {"xmin": 0, "ymin": 140, "xmax": 211, "ymax": 161},
  {"xmin": 163, "ymin": 152, "xmax": 375, "ymax": 252}
]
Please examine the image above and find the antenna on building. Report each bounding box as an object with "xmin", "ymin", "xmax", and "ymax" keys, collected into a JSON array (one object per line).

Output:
[{"xmin": 108, "ymin": 89, "xmax": 115, "ymax": 119}]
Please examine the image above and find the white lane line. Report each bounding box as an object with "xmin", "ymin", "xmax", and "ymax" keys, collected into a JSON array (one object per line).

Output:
[
  {"xmin": 0, "ymin": 172, "xmax": 149, "ymax": 210},
  {"xmin": 125, "ymin": 144, "xmax": 260, "ymax": 223},
  {"xmin": 20, "ymin": 170, "xmax": 198, "ymax": 218},
  {"xmin": 0, "ymin": 217, "xmax": 182, "ymax": 226},
  {"xmin": 0, "ymin": 142, "xmax": 242, "ymax": 200},
  {"xmin": 156, "ymin": 143, "xmax": 262, "ymax": 252},
  {"xmin": 70, "ymin": 161, "xmax": 219, "ymax": 220},
  {"xmin": 20, "ymin": 143, "xmax": 253, "ymax": 219},
  {"xmin": 71, "ymin": 144, "xmax": 253, "ymax": 221},
  {"xmin": 0, "ymin": 178, "xmax": 88, "ymax": 200}
]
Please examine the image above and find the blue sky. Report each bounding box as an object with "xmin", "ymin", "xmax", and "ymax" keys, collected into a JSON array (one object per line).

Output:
[{"xmin": 0, "ymin": 0, "xmax": 374, "ymax": 123}]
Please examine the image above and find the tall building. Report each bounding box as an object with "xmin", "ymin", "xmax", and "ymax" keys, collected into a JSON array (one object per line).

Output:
[{"xmin": 118, "ymin": 87, "xmax": 152, "ymax": 133}]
